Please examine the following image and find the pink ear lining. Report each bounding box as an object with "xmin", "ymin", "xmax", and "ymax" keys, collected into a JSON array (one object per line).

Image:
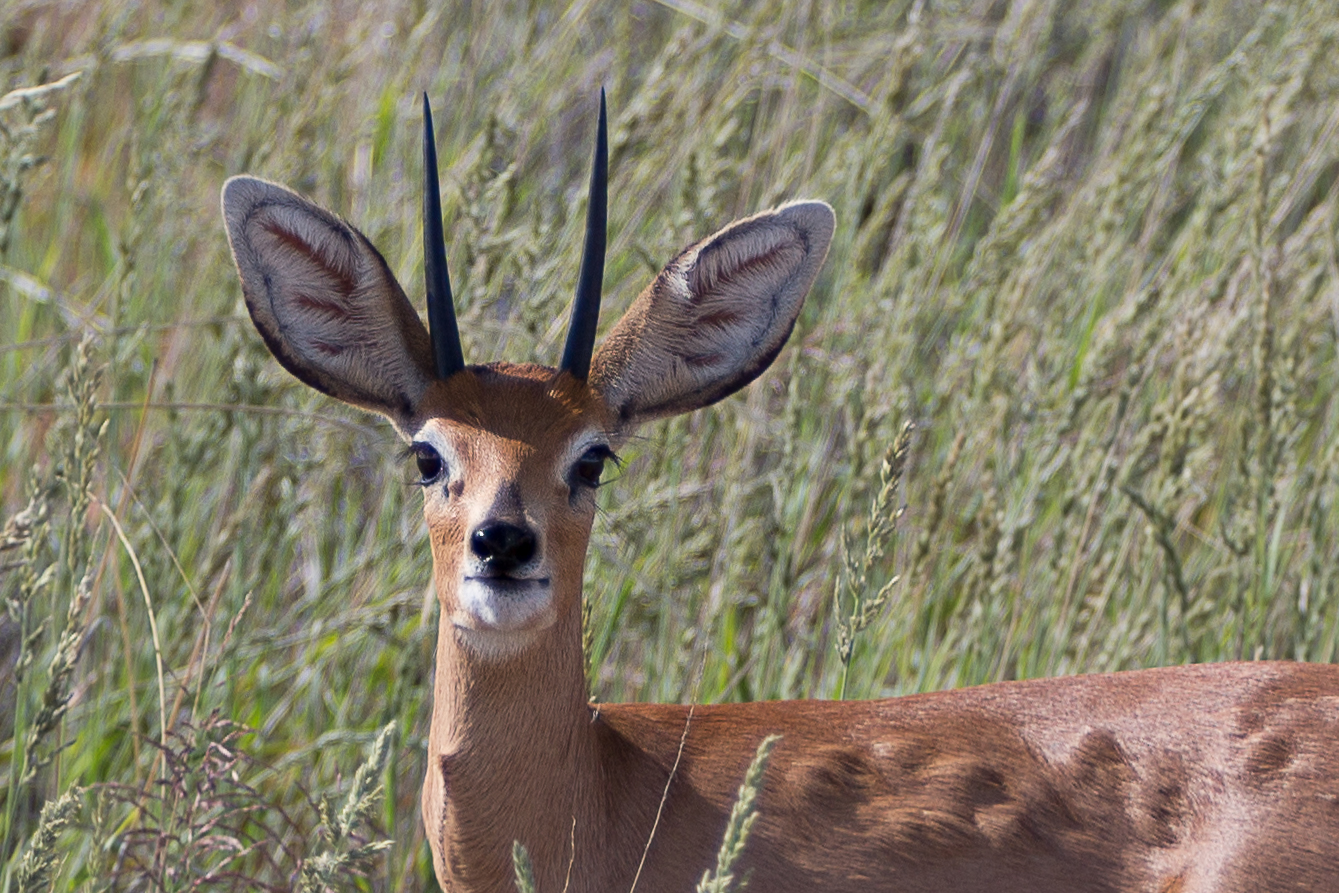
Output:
[
  {"xmin": 587, "ymin": 201, "xmax": 834, "ymax": 425},
  {"xmin": 252, "ymin": 215, "xmax": 361, "ymax": 293}
]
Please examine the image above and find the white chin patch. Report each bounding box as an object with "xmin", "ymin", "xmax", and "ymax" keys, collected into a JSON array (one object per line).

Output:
[{"xmin": 453, "ymin": 577, "xmax": 556, "ymax": 636}]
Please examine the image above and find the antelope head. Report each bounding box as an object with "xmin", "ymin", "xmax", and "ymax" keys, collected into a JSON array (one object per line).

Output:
[{"xmin": 221, "ymin": 94, "xmax": 834, "ymax": 666}]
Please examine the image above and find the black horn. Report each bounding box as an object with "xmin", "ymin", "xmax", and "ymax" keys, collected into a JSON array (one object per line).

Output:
[
  {"xmin": 423, "ymin": 93, "xmax": 466, "ymax": 379},
  {"xmin": 560, "ymin": 89, "xmax": 607, "ymax": 380}
]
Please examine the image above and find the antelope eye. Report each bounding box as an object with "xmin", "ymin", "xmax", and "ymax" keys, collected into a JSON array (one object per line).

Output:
[
  {"xmin": 574, "ymin": 445, "xmax": 614, "ymax": 488},
  {"xmin": 412, "ymin": 443, "xmax": 445, "ymax": 485}
]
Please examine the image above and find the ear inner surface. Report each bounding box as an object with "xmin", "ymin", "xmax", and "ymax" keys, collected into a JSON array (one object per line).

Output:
[
  {"xmin": 221, "ymin": 176, "xmax": 435, "ymax": 431},
  {"xmin": 590, "ymin": 200, "xmax": 835, "ymax": 425}
]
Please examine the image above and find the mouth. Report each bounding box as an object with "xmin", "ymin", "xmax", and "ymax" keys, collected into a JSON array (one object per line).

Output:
[
  {"xmin": 454, "ymin": 575, "xmax": 556, "ymax": 636},
  {"xmin": 463, "ymin": 574, "xmax": 550, "ymax": 590}
]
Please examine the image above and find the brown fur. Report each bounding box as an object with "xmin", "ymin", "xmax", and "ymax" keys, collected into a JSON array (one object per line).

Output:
[{"xmin": 221, "ymin": 176, "xmax": 1339, "ymax": 892}]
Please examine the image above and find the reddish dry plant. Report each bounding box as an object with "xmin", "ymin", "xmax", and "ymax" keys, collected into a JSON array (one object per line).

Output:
[{"xmin": 93, "ymin": 712, "xmax": 304, "ymax": 892}]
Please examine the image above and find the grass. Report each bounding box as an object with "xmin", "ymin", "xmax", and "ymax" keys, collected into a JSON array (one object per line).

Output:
[{"xmin": 2, "ymin": 0, "xmax": 1339, "ymax": 888}]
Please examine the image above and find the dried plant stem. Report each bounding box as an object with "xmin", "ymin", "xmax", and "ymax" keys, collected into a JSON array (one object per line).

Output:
[
  {"xmin": 87, "ymin": 364, "xmax": 158, "ymax": 770},
  {"xmin": 630, "ymin": 703, "xmax": 695, "ymax": 893},
  {"xmin": 99, "ymin": 500, "xmax": 168, "ymax": 765},
  {"xmin": 1121, "ymin": 486, "xmax": 1191, "ymax": 662},
  {"xmin": 1246, "ymin": 91, "xmax": 1280, "ymax": 657}
]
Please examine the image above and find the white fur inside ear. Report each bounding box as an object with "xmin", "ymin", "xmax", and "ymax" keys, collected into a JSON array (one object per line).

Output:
[
  {"xmin": 671, "ymin": 223, "xmax": 810, "ymax": 378},
  {"xmin": 688, "ymin": 223, "xmax": 807, "ymax": 299},
  {"xmin": 590, "ymin": 200, "xmax": 835, "ymax": 422},
  {"xmin": 243, "ymin": 204, "xmax": 390, "ymax": 372}
]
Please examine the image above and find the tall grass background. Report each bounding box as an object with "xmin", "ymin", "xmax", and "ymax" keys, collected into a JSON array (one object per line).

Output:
[{"xmin": 2, "ymin": 0, "xmax": 1338, "ymax": 888}]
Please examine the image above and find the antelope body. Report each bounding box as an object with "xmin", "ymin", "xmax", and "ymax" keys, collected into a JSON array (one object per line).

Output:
[{"xmin": 222, "ymin": 97, "xmax": 1339, "ymax": 892}]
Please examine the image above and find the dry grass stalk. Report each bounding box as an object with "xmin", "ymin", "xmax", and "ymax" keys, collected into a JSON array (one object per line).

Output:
[
  {"xmin": 14, "ymin": 787, "xmax": 80, "ymax": 893},
  {"xmin": 833, "ymin": 421, "xmax": 913, "ymax": 698},
  {"xmin": 20, "ymin": 573, "xmax": 91, "ymax": 787},
  {"xmin": 512, "ymin": 840, "xmax": 537, "ymax": 893},
  {"xmin": 695, "ymin": 733, "xmax": 781, "ymax": 893},
  {"xmin": 298, "ymin": 722, "xmax": 396, "ymax": 892}
]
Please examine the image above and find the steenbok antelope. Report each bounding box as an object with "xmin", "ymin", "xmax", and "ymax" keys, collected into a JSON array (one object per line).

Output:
[{"xmin": 222, "ymin": 94, "xmax": 1339, "ymax": 892}]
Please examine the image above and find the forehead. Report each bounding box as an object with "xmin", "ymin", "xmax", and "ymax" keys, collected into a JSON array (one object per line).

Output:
[{"xmin": 412, "ymin": 362, "xmax": 614, "ymax": 448}]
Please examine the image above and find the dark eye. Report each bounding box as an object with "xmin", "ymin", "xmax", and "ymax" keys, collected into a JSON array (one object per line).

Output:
[
  {"xmin": 573, "ymin": 445, "xmax": 615, "ymax": 489},
  {"xmin": 412, "ymin": 443, "xmax": 445, "ymax": 485}
]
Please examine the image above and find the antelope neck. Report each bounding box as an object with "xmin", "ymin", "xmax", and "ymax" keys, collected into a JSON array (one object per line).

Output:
[{"xmin": 425, "ymin": 574, "xmax": 599, "ymax": 887}]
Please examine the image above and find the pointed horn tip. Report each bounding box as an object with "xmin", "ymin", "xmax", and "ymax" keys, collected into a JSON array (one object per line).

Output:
[
  {"xmin": 422, "ymin": 93, "xmax": 466, "ymax": 379},
  {"xmin": 596, "ymin": 92, "xmax": 608, "ymax": 168},
  {"xmin": 559, "ymin": 89, "xmax": 609, "ymax": 379}
]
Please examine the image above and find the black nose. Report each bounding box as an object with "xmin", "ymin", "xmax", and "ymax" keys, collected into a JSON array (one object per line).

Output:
[{"xmin": 470, "ymin": 522, "xmax": 537, "ymax": 573}]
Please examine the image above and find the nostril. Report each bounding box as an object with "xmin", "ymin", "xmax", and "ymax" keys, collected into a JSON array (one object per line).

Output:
[{"xmin": 470, "ymin": 522, "xmax": 537, "ymax": 572}]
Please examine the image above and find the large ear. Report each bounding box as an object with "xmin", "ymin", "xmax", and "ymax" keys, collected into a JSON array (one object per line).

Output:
[
  {"xmin": 590, "ymin": 201, "xmax": 834, "ymax": 425},
  {"xmin": 221, "ymin": 176, "xmax": 435, "ymax": 434}
]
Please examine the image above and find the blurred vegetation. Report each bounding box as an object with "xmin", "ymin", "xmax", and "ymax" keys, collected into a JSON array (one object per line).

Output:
[{"xmin": 2, "ymin": 0, "xmax": 1338, "ymax": 888}]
